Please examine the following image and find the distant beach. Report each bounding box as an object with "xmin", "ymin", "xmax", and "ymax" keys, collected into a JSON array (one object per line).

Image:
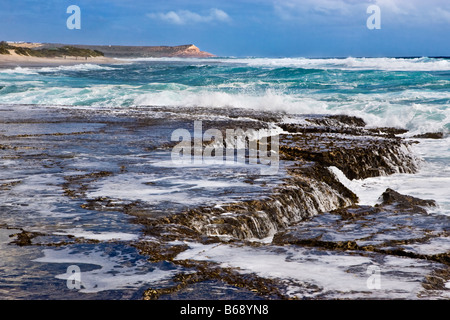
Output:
[
  {"xmin": 0, "ymin": 50, "xmax": 121, "ymax": 67},
  {"xmin": 0, "ymin": 42, "xmax": 214, "ymax": 67}
]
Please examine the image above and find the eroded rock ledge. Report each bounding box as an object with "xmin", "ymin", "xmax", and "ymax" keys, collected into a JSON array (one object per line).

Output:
[
  {"xmin": 273, "ymin": 188, "xmax": 446, "ymax": 263},
  {"xmin": 3, "ymin": 106, "xmax": 447, "ymax": 299},
  {"xmin": 132, "ymin": 114, "xmax": 421, "ymax": 241}
]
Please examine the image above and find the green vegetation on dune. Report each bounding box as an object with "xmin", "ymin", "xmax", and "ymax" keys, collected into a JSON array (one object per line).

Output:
[
  {"xmin": 0, "ymin": 41, "xmax": 104, "ymax": 58},
  {"xmin": 0, "ymin": 42, "xmax": 11, "ymax": 55}
]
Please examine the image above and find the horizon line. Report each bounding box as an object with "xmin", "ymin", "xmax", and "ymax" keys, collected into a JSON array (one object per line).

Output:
[{"xmin": 2, "ymin": 40, "xmax": 449, "ymax": 60}]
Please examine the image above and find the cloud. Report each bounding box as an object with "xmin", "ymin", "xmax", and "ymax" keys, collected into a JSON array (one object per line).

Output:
[
  {"xmin": 147, "ymin": 8, "xmax": 231, "ymax": 25},
  {"xmin": 375, "ymin": 0, "xmax": 450, "ymax": 23},
  {"xmin": 273, "ymin": 0, "xmax": 450, "ymax": 24},
  {"xmin": 273, "ymin": 0, "xmax": 363, "ymax": 23}
]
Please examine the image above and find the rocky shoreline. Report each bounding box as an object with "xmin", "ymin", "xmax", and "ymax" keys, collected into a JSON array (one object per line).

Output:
[
  {"xmin": 131, "ymin": 112, "xmax": 422, "ymax": 242},
  {"xmin": 0, "ymin": 105, "xmax": 448, "ymax": 299}
]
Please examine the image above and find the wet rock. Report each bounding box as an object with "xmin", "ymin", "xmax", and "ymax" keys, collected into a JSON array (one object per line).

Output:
[
  {"xmin": 135, "ymin": 114, "xmax": 420, "ymax": 241},
  {"xmin": 63, "ymin": 171, "xmax": 114, "ymax": 198},
  {"xmin": 142, "ymin": 262, "xmax": 286, "ymax": 300},
  {"xmin": 280, "ymin": 139, "xmax": 418, "ymax": 180},
  {"xmin": 0, "ymin": 180, "xmax": 22, "ymax": 191},
  {"xmin": 10, "ymin": 229, "xmax": 44, "ymax": 246},
  {"xmin": 421, "ymin": 268, "xmax": 450, "ymax": 292},
  {"xmin": 367, "ymin": 127, "xmax": 409, "ymax": 137},
  {"xmin": 136, "ymin": 162, "xmax": 358, "ymax": 241},
  {"xmin": 272, "ymin": 189, "xmax": 449, "ymax": 271},
  {"xmin": 304, "ymin": 114, "xmax": 366, "ymax": 128},
  {"xmin": 4, "ymin": 105, "xmax": 442, "ymax": 299},
  {"xmin": 278, "ymin": 115, "xmax": 419, "ymax": 180},
  {"xmin": 379, "ymin": 188, "xmax": 437, "ymax": 213},
  {"xmin": 412, "ymin": 132, "xmax": 444, "ymax": 139}
]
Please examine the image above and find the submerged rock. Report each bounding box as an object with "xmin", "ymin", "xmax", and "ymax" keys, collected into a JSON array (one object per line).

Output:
[
  {"xmin": 279, "ymin": 116, "xmax": 419, "ymax": 180},
  {"xmin": 3, "ymin": 105, "xmax": 445, "ymax": 300},
  {"xmin": 412, "ymin": 132, "xmax": 444, "ymax": 139},
  {"xmin": 134, "ymin": 114, "xmax": 421, "ymax": 241},
  {"xmin": 137, "ymin": 164, "xmax": 357, "ymax": 241},
  {"xmin": 273, "ymin": 189, "xmax": 449, "ymax": 266},
  {"xmin": 9, "ymin": 229, "xmax": 44, "ymax": 246},
  {"xmin": 379, "ymin": 188, "xmax": 437, "ymax": 213}
]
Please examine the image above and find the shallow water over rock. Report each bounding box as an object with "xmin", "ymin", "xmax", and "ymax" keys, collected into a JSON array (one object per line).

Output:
[{"xmin": 0, "ymin": 104, "xmax": 448, "ymax": 300}]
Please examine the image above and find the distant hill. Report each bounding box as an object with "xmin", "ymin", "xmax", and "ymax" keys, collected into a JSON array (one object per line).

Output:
[
  {"xmin": 1, "ymin": 41, "xmax": 104, "ymax": 58},
  {"xmin": 38, "ymin": 43, "xmax": 215, "ymax": 58}
]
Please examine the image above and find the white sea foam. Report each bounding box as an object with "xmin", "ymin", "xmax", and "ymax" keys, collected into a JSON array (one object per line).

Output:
[
  {"xmin": 1, "ymin": 83, "xmax": 446, "ymax": 135},
  {"xmin": 1, "ymin": 56, "xmax": 448, "ymax": 135},
  {"xmin": 86, "ymin": 171, "xmax": 260, "ymax": 205},
  {"xmin": 242, "ymin": 57, "xmax": 450, "ymax": 71},
  {"xmin": 132, "ymin": 88, "xmax": 332, "ymax": 116},
  {"xmin": 122, "ymin": 56, "xmax": 450, "ymax": 71},
  {"xmin": 33, "ymin": 246, "xmax": 177, "ymax": 293},
  {"xmin": 0, "ymin": 66, "xmax": 40, "ymax": 75},
  {"xmin": 174, "ymin": 241, "xmax": 440, "ymax": 299},
  {"xmin": 132, "ymin": 88, "xmax": 449, "ymax": 134},
  {"xmin": 328, "ymin": 137, "xmax": 450, "ymax": 216},
  {"xmin": 0, "ymin": 84, "xmax": 137, "ymax": 106},
  {"xmin": 37, "ymin": 64, "xmax": 117, "ymax": 72},
  {"xmin": 231, "ymin": 57, "xmax": 450, "ymax": 71},
  {"xmin": 0, "ymin": 64, "xmax": 115, "ymax": 75},
  {"xmin": 53, "ymin": 228, "xmax": 139, "ymax": 241}
]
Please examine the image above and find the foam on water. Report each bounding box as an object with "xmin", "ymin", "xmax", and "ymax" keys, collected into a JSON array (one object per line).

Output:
[
  {"xmin": 0, "ymin": 57, "xmax": 448, "ymax": 135},
  {"xmin": 0, "ymin": 86, "xmax": 447, "ymax": 135},
  {"xmin": 33, "ymin": 245, "xmax": 177, "ymax": 293},
  {"xmin": 122, "ymin": 57, "xmax": 450, "ymax": 71},
  {"xmin": 0, "ymin": 57, "xmax": 448, "ymax": 298},
  {"xmin": 174, "ymin": 241, "xmax": 444, "ymax": 299},
  {"xmin": 131, "ymin": 88, "xmax": 449, "ymax": 135},
  {"xmin": 53, "ymin": 228, "xmax": 139, "ymax": 241},
  {"xmin": 231, "ymin": 57, "xmax": 450, "ymax": 71},
  {"xmin": 0, "ymin": 64, "xmax": 116, "ymax": 75},
  {"xmin": 328, "ymin": 137, "xmax": 450, "ymax": 216},
  {"xmin": 86, "ymin": 162, "xmax": 283, "ymax": 207}
]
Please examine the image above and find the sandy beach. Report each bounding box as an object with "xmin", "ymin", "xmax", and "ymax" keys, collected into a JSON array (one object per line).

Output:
[{"xmin": 0, "ymin": 50, "xmax": 121, "ymax": 67}]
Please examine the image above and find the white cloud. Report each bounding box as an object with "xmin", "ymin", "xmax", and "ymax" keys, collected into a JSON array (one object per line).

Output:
[
  {"xmin": 273, "ymin": 0, "xmax": 450, "ymax": 23},
  {"xmin": 431, "ymin": 7, "xmax": 450, "ymax": 22},
  {"xmin": 374, "ymin": 0, "xmax": 450, "ymax": 23},
  {"xmin": 147, "ymin": 8, "xmax": 231, "ymax": 25},
  {"xmin": 273, "ymin": 0, "xmax": 362, "ymax": 22}
]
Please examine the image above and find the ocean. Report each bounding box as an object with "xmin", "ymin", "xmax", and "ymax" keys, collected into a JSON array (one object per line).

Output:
[
  {"xmin": 1, "ymin": 56, "xmax": 449, "ymax": 133},
  {"xmin": 0, "ymin": 56, "xmax": 449, "ymax": 300}
]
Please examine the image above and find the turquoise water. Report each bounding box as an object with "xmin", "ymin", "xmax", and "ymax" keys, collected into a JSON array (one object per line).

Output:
[
  {"xmin": 0, "ymin": 56, "xmax": 449, "ymax": 299},
  {"xmin": 0, "ymin": 56, "xmax": 449, "ymax": 134},
  {"xmin": 0, "ymin": 56, "xmax": 449, "ymax": 213},
  {"xmin": 0, "ymin": 57, "xmax": 449, "ymax": 214}
]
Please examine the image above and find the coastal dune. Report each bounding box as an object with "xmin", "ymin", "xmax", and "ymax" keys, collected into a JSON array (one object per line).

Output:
[
  {"xmin": 0, "ymin": 42, "xmax": 215, "ymax": 67},
  {"xmin": 0, "ymin": 49, "xmax": 119, "ymax": 67}
]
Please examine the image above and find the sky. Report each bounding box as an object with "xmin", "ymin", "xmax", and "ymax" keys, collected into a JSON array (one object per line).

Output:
[{"xmin": 0, "ymin": 0, "xmax": 449, "ymax": 57}]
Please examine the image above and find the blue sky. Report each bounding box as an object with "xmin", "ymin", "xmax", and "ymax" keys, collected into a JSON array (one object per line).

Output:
[{"xmin": 1, "ymin": 0, "xmax": 449, "ymax": 57}]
